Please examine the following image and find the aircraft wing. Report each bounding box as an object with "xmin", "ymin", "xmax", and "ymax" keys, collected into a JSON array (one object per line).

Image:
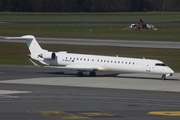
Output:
[{"xmin": 45, "ymin": 64, "xmax": 99, "ymax": 71}]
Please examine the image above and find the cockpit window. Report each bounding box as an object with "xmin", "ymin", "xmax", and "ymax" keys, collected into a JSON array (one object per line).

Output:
[{"xmin": 155, "ymin": 63, "xmax": 167, "ymax": 66}]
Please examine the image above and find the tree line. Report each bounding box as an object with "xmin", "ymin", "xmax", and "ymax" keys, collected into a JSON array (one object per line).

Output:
[{"xmin": 0, "ymin": 0, "xmax": 180, "ymax": 12}]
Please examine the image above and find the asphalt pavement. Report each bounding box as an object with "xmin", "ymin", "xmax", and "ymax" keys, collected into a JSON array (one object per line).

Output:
[
  {"xmin": 0, "ymin": 65, "xmax": 180, "ymax": 120},
  {"xmin": 0, "ymin": 36, "xmax": 180, "ymax": 49}
]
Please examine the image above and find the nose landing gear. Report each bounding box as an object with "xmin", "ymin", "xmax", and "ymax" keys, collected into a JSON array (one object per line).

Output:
[
  {"xmin": 161, "ymin": 74, "xmax": 173, "ymax": 80},
  {"xmin": 161, "ymin": 75, "xmax": 166, "ymax": 80}
]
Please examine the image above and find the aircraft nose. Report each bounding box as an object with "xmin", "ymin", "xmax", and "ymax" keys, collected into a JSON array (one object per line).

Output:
[
  {"xmin": 168, "ymin": 67, "xmax": 174, "ymax": 74},
  {"xmin": 163, "ymin": 67, "xmax": 174, "ymax": 75},
  {"xmin": 170, "ymin": 69, "xmax": 174, "ymax": 74},
  {"xmin": 164, "ymin": 67, "xmax": 174, "ymax": 77}
]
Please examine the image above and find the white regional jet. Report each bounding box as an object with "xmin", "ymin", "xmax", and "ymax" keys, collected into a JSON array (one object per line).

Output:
[{"xmin": 6, "ymin": 35, "xmax": 174, "ymax": 80}]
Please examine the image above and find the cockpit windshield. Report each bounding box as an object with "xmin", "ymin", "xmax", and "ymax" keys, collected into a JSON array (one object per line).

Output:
[{"xmin": 155, "ymin": 63, "xmax": 167, "ymax": 66}]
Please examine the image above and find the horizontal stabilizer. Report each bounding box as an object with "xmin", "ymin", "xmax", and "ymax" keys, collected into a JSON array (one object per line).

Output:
[
  {"xmin": 5, "ymin": 37, "xmax": 33, "ymax": 40},
  {"xmin": 5, "ymin": 35, "xmax": 44, "ymax": 54}
]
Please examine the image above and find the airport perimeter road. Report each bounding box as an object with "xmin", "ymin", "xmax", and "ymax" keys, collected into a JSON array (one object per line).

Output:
[
  {"xmin": 0, "ymin": 36, "xmax": 180, "ymax": 49},
  {"xmin": 0, "ymin": 65, "xmax": 180, "ymax": 120},
  {"xmin": 1, "ymin": 20, "xmax": 180, "ymax": 24}
]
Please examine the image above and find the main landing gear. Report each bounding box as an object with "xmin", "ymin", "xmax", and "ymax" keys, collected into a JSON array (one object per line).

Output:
[
  {"xmin": 77, "ymin": 71, "xmax": 96, "ymax": 77},
  {"xmin": 77, "ymin": 71, "xmax": 84, "ymax": 77},
  {"xmin": 89, "ymin": 71, "xmax": 96, "ymax": 76}
]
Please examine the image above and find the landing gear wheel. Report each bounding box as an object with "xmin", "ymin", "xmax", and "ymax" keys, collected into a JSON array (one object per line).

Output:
[
  {"xmin": 77, "ymin": 71, "xmax": 84, "ymax": 77},
  {"xmin": 161, "ymin": 75, "xmax": 166, "ymax": 80},
  {"xmin": 89, "ymin": 71, "xmax": 96, "ymax": 77}
]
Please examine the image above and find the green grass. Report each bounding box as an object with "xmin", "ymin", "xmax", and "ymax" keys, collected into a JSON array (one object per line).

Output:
[
  {"xmin": 0, "ymin": 12, "xmax": 180, "ymax": 20},
  {"xmin": 1, "ymin": 23, "xmax": 180, "ymax": 41},
  {"xmin": 0, "ymin": 42, "xmax": 179, "ymax": 72},
  {"xmin": 1, "ymin": 12, "xmax": 180, "ymax": 41},
  {"xmin": 0, "ymin": 12, "xmax": 179, "ymax": 72}
]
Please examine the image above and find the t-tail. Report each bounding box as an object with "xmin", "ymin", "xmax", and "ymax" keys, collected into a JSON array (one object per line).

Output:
[{"xmin": 5, "ymin": 35, "xmax": 56, "ymax": 65}]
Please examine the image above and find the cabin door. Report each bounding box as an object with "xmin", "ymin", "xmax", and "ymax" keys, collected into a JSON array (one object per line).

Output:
[{"xmin": 146, "ymin": 63, "xmax": 152, "ymax": 73}]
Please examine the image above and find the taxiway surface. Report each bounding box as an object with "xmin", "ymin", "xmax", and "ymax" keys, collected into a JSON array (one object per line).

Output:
[
  {"xmin": 0, "ymin": 65, "xmax": 180, "ymax": 120},
  {"xmin": 1, "ymin": 36, "xmax": 180, "ymax": 49},
  {"xmin": 1, "ymin": 20, "xmax": 180, "ymax": 24}
]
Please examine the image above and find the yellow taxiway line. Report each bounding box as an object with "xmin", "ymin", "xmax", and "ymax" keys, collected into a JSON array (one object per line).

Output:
[
  {"xmin": 34, "ymin": 111, "xmax": 128, "ymax": 119},
  {"xmin": 148, "ymin": 111, "xmax": 180, "ymax": 116}
]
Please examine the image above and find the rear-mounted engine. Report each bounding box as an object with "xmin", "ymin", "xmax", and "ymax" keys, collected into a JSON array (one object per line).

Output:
[{"xmin": 39, "ymin": 52, "xmax": 56, "ymax": 59}]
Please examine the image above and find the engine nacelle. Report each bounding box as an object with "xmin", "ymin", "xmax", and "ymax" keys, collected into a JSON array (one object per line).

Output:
[{"xmin": 42, "ymin": 52, "xmax": 56, "ymax": 59}]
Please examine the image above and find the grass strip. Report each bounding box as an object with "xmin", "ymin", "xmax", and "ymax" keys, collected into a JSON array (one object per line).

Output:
[
  {"xmin": 0, "ymin": 12, "xmax": 180, "ymax": 20},
  {"xmin": 0, "ymin": 42, "xmax": 179, "ymax": 72},
  {"xmin": 1, "ymin": 23, "xmax": 180, "ymax": 41}
]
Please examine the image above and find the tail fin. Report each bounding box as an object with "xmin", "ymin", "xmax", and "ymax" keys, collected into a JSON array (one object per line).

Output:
[{"xmin": 6, "ymin": 35, "xmax": 45, "ymax": 54}]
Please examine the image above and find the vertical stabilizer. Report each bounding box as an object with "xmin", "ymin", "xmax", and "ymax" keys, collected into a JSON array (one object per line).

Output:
[{"xmin": 21, "ymin": 35, "xmax": 44, "ymax": 54}]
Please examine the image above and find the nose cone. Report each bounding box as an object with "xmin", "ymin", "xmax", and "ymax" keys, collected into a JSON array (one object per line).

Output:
[
  {"xmin": 163, "ymin": 67, "xmax": 174, "ymax": 77},
  {"xmin": 168, "ymin": 67, "xmax": 174, "ymax": 75},
  {"xmin": 170, "ymin": 68, "xmax": 174, "ymax": 74}
]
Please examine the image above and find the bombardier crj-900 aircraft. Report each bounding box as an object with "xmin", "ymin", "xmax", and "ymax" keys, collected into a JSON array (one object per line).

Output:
[{"xmin": 6, "ymin": 35, "xmax": 174, "ymax": 80}]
